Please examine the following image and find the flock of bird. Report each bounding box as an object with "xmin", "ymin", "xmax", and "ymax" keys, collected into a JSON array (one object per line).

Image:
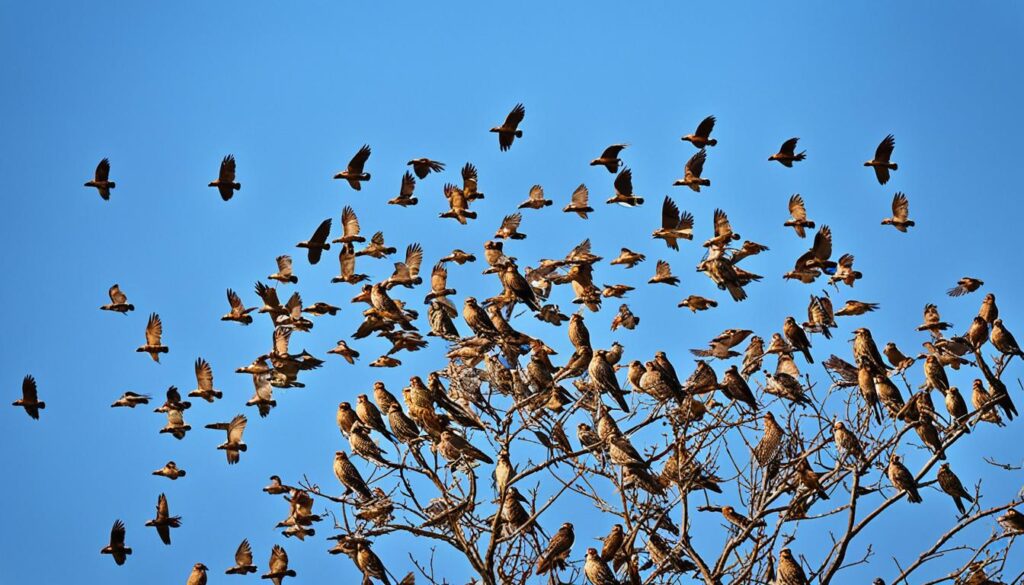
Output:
[{"xmin": 13, "ymin": 104, "xmax": 1024, "ymax": 585}]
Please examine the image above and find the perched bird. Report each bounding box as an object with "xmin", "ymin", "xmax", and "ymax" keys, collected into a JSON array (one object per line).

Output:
[
  {"xmin": 205, "ymin": 414, "xmax": 248, "ymax": 464},
  {"xmin": 491, "ymin": 103, "xmax": 525, "ymax": 151},
  {"xmin": 85, "ymin": 157, "xmax": 116, "ymax": 200},
  {"xmin": 673, "ymin": 149, "xmax": 711, "ymax": 192},
  {"xmin": 777, "ymin": 548, "xmax": 808, "ymax": 585},
  {"xmin": 390, "ymin": 171, "xmax": 418, "ymax": 206},
  {"xmin": 584, "ymin": 547, "xmax": 620, "ymax": 585},
  {"xmin": 145, "ymin": 493, "xmax": 181, "ymax": 545},
  {"xmin": 882, "ymin": 192, "xmax": 915, "ymax": 232},
  {"xmin": 334, "ymin": 144, "xmax": 372, "ymax": 190},
  {"xmin": 13, "ymin": 374, "xmax": 44, "ymax": 419},
  {"xmin": 649, "ymin": 260, "xmax": 680, "ymax": 286},
  {"xmin": 518, "ymin": 185, "xmax": 552, "ymax": 210},
  {"xmin": 937, "ymin": 463, "xmax": 974, "ymax": 515},
  {"xmin": 769, "ymin": 137, "xmax": 806, "ymax": 167},
  {"xmin": 591, "ymin": 144, "xmax": 627, "ymax": 173},
  {"xmin": 296, "ymin": 218, "xmax": 332, "ymax": 264},
  {"xmin": 187, "ymin": 563, "xmax": 208, "ymax": 585},
  {"xmin": 209, "ymin": 155, "xmax": 240, "ymax": 200},
  {"xmin": 535, "ymin": 522, "xmax": 574, "ymax": 575},
  {"xmin": 884, "ymin": 342, "xmax": 916, "ymax": 372},
  {"xmin": 136, "ymin": 312, "xmax": 169, "ymax": 362},
  {"xmin": 991, "ymin": 319, "xmax": 1024, "ymax": 357},
  {"xmin": 652, "ymin": 196, "xmax": 694, "ymax": 250},
  {"xmin": 100, "ymin": 284, "xmax": 134, "ymax": 314},
  {"xmin": 887, "ymin": 454, "xmax": 922, "ymax": 503},
  {"xmin": 832, "ymin": 420, "xmax": 864, "ymax": 464},
  {"xmin": 262, "ymin": 544, "xmax": 297, "ymax": 584},
  {"xmin": 599, "ymin": 524, "xmax": 624, "ymax": 562},
  {"xmin": 100, "ymin": 519, "xmax": 131, "ymax": 565},
  {"xmin": 998, "ymin": 509, "xmax": 1024, "ymax": 534},
  {"xmin": 152, "ymin": 461, "xmax": 186, "ymax": 480},
  {"xmin": 355, "ymin": 542, "xmax": 390, "ymax": 584},
  {"xmin": 607, "ymin": 168, "xmax": 644, "ymax": 206},
  {"xmin": 407, "ymin": 158, "xmax": 445, "ymax": 179},
  {"xmin": 948, "ymin": 277, "xmax": 984, "ymax": 297},
  {"xmin": 865, "ymin": 134, "xmax": 897, "ymax": 185},
  {"xmin": 783, "ymin": 194, "xmax": 816, "ymax": 238},
  {"xmin": 226, "ymin": 539, "xmax": 258, "ymax": 574},
  {"xmin": 681, "ymin": 115, "xmax": 717, "ymax": 148},
  {"xmin": 784, "ymin": 316, "xmax": 814, "ymax": 363},
  {"xmin": 334, "ymin": 451, "xmax": 372, "ymax": 500},
  {"xmin": 438, "ymin": 430, "xmax": 493, "ymax": 465},
  {"xmin": 589, "ymin": 349, "xmax": 630, "ymax": 411},
  {"xmin": 753, "ymin": 412, "xmax": 784, "ymax": 467},
  {"xmin": 268, "ymin": 255, "xmax": 298, "ymax": 284}
]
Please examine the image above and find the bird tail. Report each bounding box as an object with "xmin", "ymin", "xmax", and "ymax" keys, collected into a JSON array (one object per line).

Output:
[
  {"xmin": 889, "ymin": 163, "xmax": 898, "ymax": 170},
  {"xmin": 108, "ymin": 181, "xmax": 117, "ymax": 188},
  {"xmin": 795, "ymin": 151, "xmax": 807, "ymax": 161},
  {"xmin": 289, "ymin": 276, "xmax": 298, "ymax": 283},
  {"xmin": 700, "ymin": 179, "xmax": 711, "ymax": 187},
  {"xmin": 707, "ymin": 138, "xmax": 718, "ymax": 146},
  {"xmin": 233, "ymin": 182, "xmax": 241, "ymax": 189},
  {"xmin": 38, "ymin": 402, "xmax": 46, "ymax": 409},
  {"xmin": 515, "ymin": 130, "xmax": 523, "ymax": 138}
]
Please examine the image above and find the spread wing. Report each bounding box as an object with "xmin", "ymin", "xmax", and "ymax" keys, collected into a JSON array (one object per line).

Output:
[
  {"xmin": 274, "ymin": 327, "xmax": 291, "ymax": 355},
  {"xmin": 687, "ymin": 149, "xmax": 707, "ymax": 177},
  {"xmin": 219, "ymin": 155, "xmax": 236, "ymax": 182},
  {"xmin": 500, "ymin": 213, "xmax": 522, "ymax": 232},
  {"xmin": 529, "ymin": 184, "xmax": 545, "ymax": 201},
  {"xmin": 348, "ymin": 144, "xmax": 371, "ymax": 173},
  {"xmin": 371, "ymin": 231, "xmax": 386, "ymax": 246},
  {"xmin": 655, "ymin": 260, "xmax": 672, "ymax": 278},
  {"xmin": 874, "ymin": 134, "xmax": 895, "ymax": 162},
  {"xmin": 400, "ymin": 171, "xmax": 416, "ymax": 197},
  {"xmin": 405, "ymin": 243, "xmax": 424, "ymax": 276},
  {"xmin": 614, "ymin": 168, "xmax": 633, "ymax": 195},
  {"xmin": 661, "ymin": 196, "xmax": 680, "ymax": 229},
  {"xmin": 255, "ymin": 281, "xmax": 280, "ymax": 307},
  {"xmin": 713, "ymin": 208, "xmax": 732, "ymax": 237},
  {"xmin": 156, "ymin": 493, "xmax": 169, "ymax": 518},
  {"xmin": 600, "ymin": 144, "xmax": 627, "ymax": 159},
  {"xmin": 228, "ymin": 414, "xmax": 247, "ymax": 442},
  {"xmin": 22, "ymin": 375, "xmax": 38, "ymax": 402},
  {"xmin": 838, "ymin": 253, "xmax": 855, "ymax": 269},
  {"xmin": 811, "ymin": 226, "xmax": 833, "ymax": 261},
  {"xmin": 340, "ymin": 243, "xmax": 357, "ymax": 277},
  {"xmin": 342, "ymin": 206, "xmax": 361, "ymax": 238},
  {"xmin": 431, "ymin": 262, "xmax": 448, "ymax": 293},
  {"xmin": 892, "ymin": 192, "xmax": 910, "ymax": 220},
  {"xmin": 310, "ymin": 218, "xmax": 332, "ymax": 246},
  {"xmin": 571, "ymin": 183, "xmax": 589, "ymax": 205},
  {"xmin": 110, "ymin": 519, "xmax": 126, "ymax": 546},
  {"xmin": 167, "ymin": 386, "xmax": 183, "ymax": 403},
  {"xmin": 109, "ymin": 284, "xmax": 127, "ymax": 304},
  {"xmin": 789, "ymin": 194, "xmax": 807, "ymax": 221},
  {"xmin": 227, "ymin": 288, "xmax": 244, "ymax": 310},
  {"xmin": 276, "ymin": 255, "xmax": 293, "ymax": 276},
  {"xmin": 95, "ymin": 158, "xmax": 111, "ymax": 181},
  {"xmin": 694, "ymin": 115, "xmax": 716, "ymax": 138},
  {"xmin": 195, "ymin": 358, "xmax": 214, "ymax": 390},
  {"xmin": 269, "ymin": 544, "xmax": 288, "ymax": 573},
  {"xmin": 461, "ymin": 163, "xmax": 479, "ymax": 194},
  {"xmin": 235, "ymin": 539, "xmax": 253, "ymax": 566},
  {"xmin": 145, "ymin": 313, "xmax": 163, "ymax": 345},
  {"xmin": 503, "ymin": 103, "xmax": 525, "ymax": 129},
  {"xmin": 779, "ymin": 137, "xmax": 799, "ymax": 156}
]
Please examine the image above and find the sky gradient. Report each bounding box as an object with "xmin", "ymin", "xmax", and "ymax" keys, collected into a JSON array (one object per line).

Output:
[{"xmin": 2, "ymin": 2, "xmax": 1024, "ymax": 584}]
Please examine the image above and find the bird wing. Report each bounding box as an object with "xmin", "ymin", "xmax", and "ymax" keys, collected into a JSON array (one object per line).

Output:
[
  {"xmin": 500, "ymin": 213, "xmax": 522, "ymax": 233},
  {"xmin": 695, "ymin": 115, "xmax": 716, "ymax": 138},
  {"xmin": 431, "ymin": 262, "xmax": 448, "ymax": 292},
  {"xmin": 254, "ymin": 281, "xmax": 280, "ymax": 307},
  {"xmin": 269, "ymin": 544, "xmax": 287, "ymax": 573},
  {"xmin": 156, "ymin": 493, "xmax": 169, "ymax": 518},
  {"xmin": 95, "ymin": 158, "xmax": 111, "ymax": 181},
  {"xmin": 228, "ymin": 414, "xmax": 247, "ymax": 442},
  {"xmin": 779, "ymin": 137, "xmax": 799, "ymax": 156},
  {"xmin": 656, "ymin": 260, "xmax": 672, "ymax": 278},
  {"xmin": 875, "ymin": 134, "xmax": 895, "ymax": 162},
  {"xmin": 461, "ymin": 163, "xmax": 479, "ymax": 193},
  {"xmin": 571, "ymin": 183, "xmax": 589, "ymax": 205},
  {"xmin": 811, "ymin": 226, "xmax": 833, "ymax": 260},
  {"xmin": 22, "ymin": 375, "xmax": 38, "ymax": 402},
  {"xmin": 342, "ymin": 206, "xmax": 361, "ymax": 238},
  {"xmin": 340, "ymin": 243, "xmax": 357, "ymax": 277},
  {"xmin": 227, "ymin": 288, "xmax": 244, "ymax": 311},
  {"xmin": 109, "ymin": 284, "xmax": 127, "ymax": 304},
  {"xmin": 687, "ymin": 149, "xmax": 707, "ymax": 177},
  {"xmin": 110, "ymin": 519, "xmax": 126, "ymax": 546},
  {"xmin": 600, "ymin": 144, "xmax": 626, "ymax": 159},
  {"xmin": 892, "ymin": 192, "xmax": 910, "ymax": 221},
  {"xmin": 400, "ymin": 171, "xmax": 416, "ymax": 197},
  {"xmin": 348, "ymin": 144, "xmax": 371, "ymax": 173},
  {"xmin": 713, "ymin": 208, "xmax": 732, "ymax": 237},
  {"xmin": 276, "ymin": 255, "xmax": 293, "ymax": 276},
  {"xmin": 273, "ymin": 327, "xmax": 291, "ymax": 355},
  {"xmin": 528, "ymin": 184, "xmax": 545, "ymax": 202},
  {"xmin": 661, "ymin": 196, "xmax": 680, "ymax": 229},
  {"xmin": 614, "ymin": 168, "xmax": 633, "ymax": 195},
  {"xmin": 236, "ymin": 539, "xmax": 253, "ymax": 565},
  {"xmin": 195, "ymin": 358, "xmax": 214, "ymax": 390},
  {"xmin": 838, "ymin": 253, "xmax": 854, "ymax": 269},
  {"xmin": 219, "ymin": 155, "xmax": 236, "ymax": 182},
  {"xmin": 789, "ymin": 194, "xmax": 807, "ymax": 221},
  {"xmin": 167, "ymin": 385, "xmax": 183, "ymax": 403},
  {"xmin": 405, "ymin": 243, "xmax": 423, "ymax": 276},
  {"xmin": 678, "ymin": 210, "xmax": 694, "ymax": 231},
  {"xmin": 310, "ymin": 218, "xmax": 332, "ymax": 245},
  {"xmin": 145, "ymin": 313, "xmax": 163, "ymax": 345},
  {"xmin": 504, "ymin": 103, "xmax": 525, "ymax": 129}
]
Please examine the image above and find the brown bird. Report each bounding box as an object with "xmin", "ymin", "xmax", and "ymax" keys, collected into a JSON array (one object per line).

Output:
[
  {"xmin": 100, "ymin": 284, "xmax": 135, "ymax": 314},
  {"xmin": 591, "ymin": 144, "xmax": 627, "ymax": 173},
  {"xmin": 753, "ymin": 412, "xmax": 784, "ymax": 467},
  {"xmin": 584, "ymin": 547, "xmax": 620, "ymax": 585},
  {"xmin": 649, "ymin": 260, "xmax": 680, "ymax": 286},
  {"xmin": 652, "ymin": 196, "xmax": 694, "ymax": 250},
  {"xmin": 261, "ymin": 544, "xmax": 297, "ymax": 585},
  {"xmin": 85, "ymin": 157, "xmax": 116, "ymax": 200},
  {"xmin": 590, "ymin": 349, "xmax": 630, "ymax": 412},
  {"xmin": 681, "ymin": 115, "xmax": 717, "ymax": 148},
  {"xmin": 884, "ymin": 342, "xmax": 916, "ymax": 372},
  {"xmin": 678, "ymin": 295, "xmax": 718, "ymax": 312},
  {"xmin": 829, "ymin": 253, "xmax": 862, "ymax": 287},
  {"xmin": 135, "ymin": 312, "xmax": 169, "ymax": 362},
  {"xmin": 205, "ymin": 414, "xmax": 247, "ymax": 464},
  {"xmin": 601, "ymin": 284, "xmax": 634, "ymax": 298},
  {"xmin": 865, "ymin": 134, "xmax": 897, "ymax": 185},
  {"xmin": 721, "ymin": 505, "xmax": 765, "ymax": 531},
  {"xmin": 937, "ymin": 463, "xmax": 974, "ymax": 515},
  {"xmin": 599, "ymin": 524, "xmax": 624, "ymax": 562},
  {"xmin": 607, "ymin": 167, "xmax": 644, "ymax": 206},
  {"xmin": 560, "ymin": 183, "xmax": 594, "ymax": 219},
  {"xmin": 295, "ymin": 218, "xmax": 332, "ymax": 264},
  {"xmin": 209, "ymin": 155, "xmax": 241, "ymax": 200},
  {"xmin": 334, "ymin": 451, "xmax": 372, "ymax": 500},
  {"xmin": 460, "ymin": 162, "xmax": 484, "ymax": 200},
  {"xmin": 407, "ymin": 158, "xmax": 445, "ymax": 179},
  {"xmin": 225, "ymin": 538, "xmax": 257, "ymax": 574},
  {"xmin": 439, "ymin": 182, "xmax": 477, "ymax": 224},
  {"xmin": 536, "ymin": 522, "xmax": 574, "ymax": 575},
  {"xmin": 438, "ymin": 430, "xmax": 493, "ymax": 465},
  {"xmin": 188, "ymin": 358, "xmax": 222, "ymax": 403},
  {"xmin": 187, "ymin": 563, "xmax": 208, "ymax": 585},
  {"xmin": 491, "ymin": 103, "xmax": 525, "ymax": 151},
  {"xmin": 355, "ymin": 542, "xmax": 389, "ymax": 584},
  {"xmin": 268, "ymin": 255, "xmax": 298, "ymax": 284},
  {"xmin": 145, "ymin": 493, "xmax": 182, "ymax": 545},
  {"xmin": 888, "ymin": 454, "xmax": 922, "ymax": 503},
  {"xmin": 991, "ymin": 319, "xmax": 1024, "ymax": 357},
  {"xmin": 882, "ymin": 192, "xmax": 915, "ymax": 232},
  {"xmin": 832, "ymin": 420, "xmax": 864, "ymax": 464},
  {"xmin": 784, "ymin": 194, "xmax": 816, "ymax": 238},
  {"xmin": 785, "ymin": 225, "xmax": 833, "ymax": 283},
  {"xmin": 13, "ymin": 374, "xmax": 45, "ymax": 419},
  {"xmin": 356, "ymin": 394, "xmax": 396, "ymax": 442},
  {"xmin": 334, "ymin": 144, "xmax": 372, "ymax": 190},
  {"xmin": 610, "ymin": 247, "xmax": 644, "ymax": 269},
  {"xmin": 518, "ymin": 184, "xmax": 552, "ymax": 210},
  {"xmin": 998, "ymin": 509, "xmax": 1024, "ymax": 534},
  {"xmin": 835, "ymin": 300, "xmax": 879, "ymax": 317},
  {"xmin": 777, "ymin": 548, "xmax": 808, "ymax": 585},
  {"xmin": 331, "ymin": 243, "xmax": 369, "ymax": 285},
  {"xmin": 495, "ymin": 213, "xmax": 527, "ymax": 239},
  {"xmin": 441, "ymin": 249, "xmax": 476, "ymax": 265},
  {"xmin": 948, "ymin": 277, "xmax": 984, "ymax": 297},
  {"xmin": 769, "ymin": 137, "xmax": 806, "ymax": 167},
  {"xmin": 152, "ymin": 460, "xmax": 186, "ymax": 480},
  {"xmin": 610, "ymin": 304, "xmax": 639, "ymax": 331},
  {"xmin": 720, "ymin": 365, "xmax": 758, "ymax": 411},
  {"xmin": 673, "ymin": 149, "xmax": 711, "ymax": 191},
  {"xmin": 221, "ymin": 288, "xmax": 255, "ymax": 325},
  {"xmin": 389, "ymin": 171, "xmax": 418, "ymax": 206},
  {"xmin": 783, "ymin": 316, "xmax": 813, "ymax": 363},
  {"xmin": 100, "ymin": 519, "xmax": 132, "ymax": 565}
]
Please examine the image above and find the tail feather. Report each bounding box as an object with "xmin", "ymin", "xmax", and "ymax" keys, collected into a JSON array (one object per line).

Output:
[{"xmin": 707, "ymin": 138, "xmax": 718, "ymax": 146}]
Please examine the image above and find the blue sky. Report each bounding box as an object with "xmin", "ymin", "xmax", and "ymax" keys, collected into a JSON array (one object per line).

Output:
[{"xmin": 2, "ymin": 2, "xmax": 1024, "ymax": 584}]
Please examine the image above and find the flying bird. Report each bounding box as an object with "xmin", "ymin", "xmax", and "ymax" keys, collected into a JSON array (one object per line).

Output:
[
  {"xmin": 681, "ymin": 115, "xmax": 717, "ymax": 148},
  {"xmin": 769, "ymin": 137, "xmax": 806, "ymax": 167},
  {"xmin": 84, "ymin": 158, "xmax": 116, "ymax": 200},
  {"xmin": 296, "ymin": 218, "xmax": 332, "ymax": 264},
  {"xmin": 865, "ymin": 134, "xmax": 897, "ymax": 185},
  {"xmin": 518, "ymin": 185, "xmax": 552, "ymax": 210},
  {"xmin": 607, "ymin": 168, "xmax": 644, "ymax": 206},
  {"xmin": 652, "ymin": 196, "xmax": 694, "ymax": 250},
  {"xmin": 225, "ymin": 539, "xmax": 258, "ymax": 574},
  {"xmin": 334, "ymin": 144, "xmax": 372, "ymax": 190},
  {"xmin": 205, "ymin": 414, "xmax": 248, "ymax": 464},
  {"xmin": 407, "ymin": 158, "xmax": 445, "ymax": 179},
  {"xmin": 100, "ymin": 519, "xmax": 131, "ymax": 565},
  {"xmin": 881, "ymin": 192, "xmax": 915, "ymax": 232},
  {"xmin": 590, "ymin": 144, "xmax": 627, "ymax": 173},
  {"xmin": 563, "ymin": 184, "xmax": 594, "ymax": 218},
  {"xmin": 13, "ymin": 374, "xmax": 44, "ymax": 419},
  {"xmin": 145, "ymin": 493, "xmax": 182, "ymax": 545},
  {"xmin": 209, "ymin": 154, "xmax": 240, "ymax": 200},
  {"xmin": 784, "ymin": 194, "xmax": 815, "ymax": 238},
  {"xmin": 389, "ymin": 171, "xmax": 418, "ymax": 206},
  {"xmin": 673, "ymin": 149, "xmax": 711, "ymax": 192},
  {"xmin": 491, "ymin": 103, "xmax": 525, "ymax": 151},
  {"xmin": 136, "ymin": 313, "xmax": 169, "ymax": 362},
  {"xmin": 100, "ymin": 284, "xmax": 134, "ymax": 314}
]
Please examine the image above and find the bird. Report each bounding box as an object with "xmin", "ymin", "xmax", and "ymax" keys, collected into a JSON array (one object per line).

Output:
[
  {"xmin": 136, "ymin": 313, "xmax": 169, "ymax": 362},
  {"xmin": 784, "ymin": 194, "xmax": 815, "ymax": 238},
  {"xmin": 678, "ymin": 295, "xmax": 718, "ymax": 312},
  {"xmin": 100, "ymin": 519, "xmax": 131, "ymax": 565},
  {"xmin": 673, "ymin": 149, "xmax": 711, "ymax": 191},
  {"xmin": 591, "ymin": 144, "xmax": 627, "ymax": 172},
  {"xmin": 562, "ymin": 183, "xmax": 594, "ymax": 219},
  {"xmin": 584, "ymin": 547, "xmax": 620, "ymax": 585},
  {"xmin": 13, "ymin": 374, "xmax": 44, "ymax": 419},
  {"xmin": 226, "ymin": 539, "xmax": 258, "ymax": 574},
  {"xmin": 490, "ymin": 103, "xmax": 525, "ymax": 151},
  {"xmin": 777, "ymin": 548, "xmax": 808, "ymax": 585},
  {"xmin": 441, "ymin": 249, "xmax": 476, "ymax": 265},
  {"xmin": 261, "ymin": 544, "xmax": 297, "ymax": 584},
  {"xmin": 865, "ymin": 134, "xmax": 897, "ymax": 185},
  {"xmin": 187, "ymin": 563, "xmax": 208, "ymax": 585},
  {"xmin": 209, "ymin": 154, "xmax": 241, "ymax": 200},
  {"xmin": 991, "ymin": 319, "xmax": 1024, "ymax": 357},
  {"xmin": 334, "ymin": 144, "xmax": 372, "ymax": 190},
  {"xmin": 832, "ymin": 420, "xmax": 864, "ymax": 464},
  {"xmin": 461, "ymin": 162, "xmax": 485, "ymax": 200},
  {"xmin": 355, "ymin": 542, "xmax": 390, "ymax": 585},
  {"xmin": 84, "ymin": 158, "xmax": 116, "ymax": 200},
  {"xmin": 518, "ymin": 185, "xmax": 552, "ymax": 210},
  {"xmin": 652, "ymin": 196, "xmax": 694, "ymax": 250},
  {"xmin": 784, "ymin": 316, "xmax": 814, "ymax": 363},
  {"xmin": 188, "ymin": 358, "xmax": 222, "ymax": 402},
  {"xmin": 649, "ymin": 260, "xmax": 680, "ymax": 286},
  {"xmin": 268, "ymin": 255, "xmax": 298, "ymax": 284},
  {"xmin": 610, "ymin": 247, "xmax": 644, "ymax": 269},
  {"xmin": 607, "ymin": 168, "xmax": 644, "ymax": 206},
  {"xmin": 835, "ymin": 300, "xmax": 879, "ymax": 317},
  {"xmin": 535, "ymin": 522, "xmax": 574, "ymax": 575},
  {"xmin": 389, "ymin": 171, "xmax": 418, "ymax": 206},
  {"xmin": 753, "ymin": 412, "xmax": 784, "ymax": 467},
  {"xmin": 681, "ymin": 115, "xmax": 717, "ymax": 148},
  {"xmin": 328, "ymin": 340, "xmax": 360, "ymax": 364},
  {"xmin": 438, "ymin": 430, "xmax": 493, "ymax": 465},
  {"xmin": 948, "ymin": 277, "xmax": 984, "ymax": 297},
  {"xmin": 205, "ymin": 414, "xmax": 248, "ymax": 464},
  {"xmin": 222, "ymin": 288, "xmax": 255, "ymax": 324},
  {"xmin": 937, "ymin": 463, "xmax": 974, "ymax": 515},
  {"xmin": 887, "ymin": 454, "xmax": 922, "ymax": 503},
  {"xmin": 881, "ymin": 192, "xmax": 915, "ymax": 232},
  {"xmin": 769, "ymin": 137, "xmax": 806, "ymax": 167},
  {"xmin": 332, "ymin": 243, "xmax": 370, "ymax": 285},
  {"xmin": 100, "ymin": 284, "xmax": 134, "ymax": 314},
  {"xmin": 296, "ymin": 218, "xmax": 332, "ymax": 264},
  {"xmin": 334, "ymin": 450, "xmax": 372, "ymax": 500},
  {"xmin": 998, "ymin": 509, "xmax": 1024, "ymax": 534},
  {"xmin": 152, "ymin": 461, "xmax": 186, "ymax": 480},
  {"xmin": 494, "ymin": 213, "xmax": 527, "ymax": 239},
  {"xmin": 610, "ymin": 304, "xmax": 639, "ymax": 331},
  {"xmin": 145, "ymin": 493, "xmax": 182, "ymax": 545},
  {"xmin": 407, "ymin": 158, "xmax": 445, "ymax": 179}
]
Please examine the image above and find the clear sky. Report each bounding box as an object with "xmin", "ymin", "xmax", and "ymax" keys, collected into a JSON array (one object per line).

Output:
[{"xmin": 2, "ymin": 2, "xmax": 1024, "ymax": 584}]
